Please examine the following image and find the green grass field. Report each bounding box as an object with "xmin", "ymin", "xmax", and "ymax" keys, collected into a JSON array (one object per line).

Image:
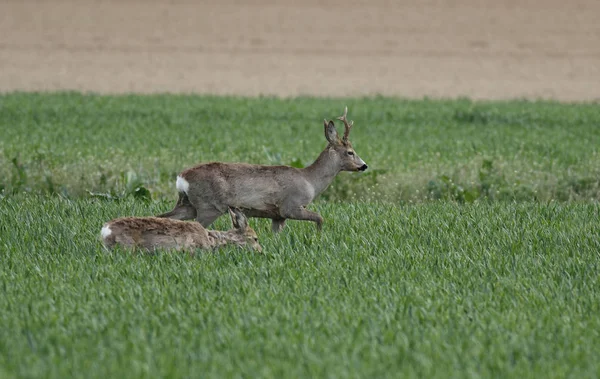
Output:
[
  {"xmin": 2, "ymin": 92, "xmax": 599, "ymax": 202},
  {"xmin": 1, "ymin": 93, "xmax": 599, "ymax": 378}
]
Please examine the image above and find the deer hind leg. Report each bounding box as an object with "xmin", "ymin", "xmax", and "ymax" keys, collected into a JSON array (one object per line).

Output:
[
  {"xmin": 271, "ymin": 218, "xmax": 286, "ymax": 233},
  {"xmin": 157, "ymin": 192, "xmax": 197, "ymax": 220},
  {"xmin": 195, "ymin": 205, "xmax": 224, "ymax": 228},
  {"xmin": 280, "ymin": 204, "xmax": 323, "ymax": 231}
]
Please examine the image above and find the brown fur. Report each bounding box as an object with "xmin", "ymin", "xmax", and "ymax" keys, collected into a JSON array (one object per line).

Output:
[
  {"xmin": 158, "ymin": 107, "xmax": 367, "ymax": 232},
  {"xmin": 102, "ymin": 208, "xmax": 261, "ymax": 253}
]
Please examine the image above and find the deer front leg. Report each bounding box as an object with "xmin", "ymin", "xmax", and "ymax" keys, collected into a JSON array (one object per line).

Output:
[{"xmin": 280, "ymin": 204, "xmax": 323, "ymax": 231}]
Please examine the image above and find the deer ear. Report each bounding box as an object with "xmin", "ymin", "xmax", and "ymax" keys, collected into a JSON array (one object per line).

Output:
[
  {"xmin": 229, "ymin": 208, "xmax": 248, "ymax": 231},
  {"xmin": 324, "ymin": 120, "xmax": 339, "ymax": 144}
]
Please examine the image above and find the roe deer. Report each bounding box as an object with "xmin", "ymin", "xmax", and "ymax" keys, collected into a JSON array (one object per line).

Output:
[
  {"xmin": 101, "ymin": 207, "xmax": 262, "ymax": 252},
  {"xmin": 158, "ymin": 107, "xmax": 367, "ymax": 232}
]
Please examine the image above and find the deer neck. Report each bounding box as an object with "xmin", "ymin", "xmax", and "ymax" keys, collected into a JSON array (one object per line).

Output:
[
  {"xmin": 208, "ymin": 230, "xmax": 241, "ymax": 248},
  {"xmin": 303, "ymin": 147, "xmax": 341, "ymax": 196}
]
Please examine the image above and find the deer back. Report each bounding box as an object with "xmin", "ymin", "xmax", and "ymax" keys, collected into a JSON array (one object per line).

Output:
[
  {"xmin": 180, "ymin": 162, "xmax": 309, "ymax": 211},
  {"xmin": 101, "ymin": 217, "xmax": 210, "ymax": 251}
]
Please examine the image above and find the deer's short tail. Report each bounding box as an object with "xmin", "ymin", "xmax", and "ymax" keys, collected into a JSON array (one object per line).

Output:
[
  {"xmin": 157, "ymin": 191, "xmax": 197, "ymax": 220},
  {"xmin": 101, "ymin": 224, "xmax": 117, "ymax": 249}
]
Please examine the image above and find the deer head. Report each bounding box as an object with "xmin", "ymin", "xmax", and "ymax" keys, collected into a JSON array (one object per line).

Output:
[
  {"xmin": 323, "ymin": 106, "xmax": 368, "ymax": 172},
  {"xmin": 225, "ymin": 207, "xmax": 262, "ymax": 252}
]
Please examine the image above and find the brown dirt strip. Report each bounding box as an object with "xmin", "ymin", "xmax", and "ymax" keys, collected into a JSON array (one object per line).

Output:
[{"xmin": 1, "ymin": 0, "xmax": 599, "ymax": 101}]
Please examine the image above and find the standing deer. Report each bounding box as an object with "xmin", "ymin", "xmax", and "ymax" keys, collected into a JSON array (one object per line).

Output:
[
  {"xmin": 158, "ymin": 107, "xmax": 368, "ymax": 232},
  {"xmin": 101, "ymin": 207, "xmax": 262, "ymax": 253}
]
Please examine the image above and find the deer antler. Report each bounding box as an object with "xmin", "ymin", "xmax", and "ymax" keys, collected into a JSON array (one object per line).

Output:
[{"xmin": 337, "ymin": 106, "xmax": 354, "ymax": 143}]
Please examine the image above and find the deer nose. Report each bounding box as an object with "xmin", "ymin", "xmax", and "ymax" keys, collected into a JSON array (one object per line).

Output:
[{"xmin": 359, "ymin": 164, "xmax": 368, "ymax": 171}]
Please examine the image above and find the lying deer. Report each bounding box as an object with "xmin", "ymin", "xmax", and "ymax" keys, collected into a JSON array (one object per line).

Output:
[
  {"xmin": 101, "ymin": 207, "xmax": 262, "ymax": 252},
  {"xmin": 158, "ymin": 107, "xmax": 367, "ymax": 232}
]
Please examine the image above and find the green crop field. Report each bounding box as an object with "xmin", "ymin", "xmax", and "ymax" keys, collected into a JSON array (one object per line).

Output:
[{"xmin": 1, "ymin": 93, "xmax": 599, "ymax": 378}]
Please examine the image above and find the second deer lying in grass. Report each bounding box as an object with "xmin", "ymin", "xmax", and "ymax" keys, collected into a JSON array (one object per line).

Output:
[
  {"xmin": 158, "ymin": 107, "xmax": 368, "ymax": 232},
  {"xmin": 101, "ymin": 207, "xmax": 262, "ymax": 253}
]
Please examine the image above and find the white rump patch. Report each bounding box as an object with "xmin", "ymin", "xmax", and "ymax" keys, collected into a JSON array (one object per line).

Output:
[
  {"xmin": 176, "ymin": 175, "xmax": 190, "ymax": 194},
  {"xmin": 101, "ymin": 225, "xmax": 112, "ymax": 239}
]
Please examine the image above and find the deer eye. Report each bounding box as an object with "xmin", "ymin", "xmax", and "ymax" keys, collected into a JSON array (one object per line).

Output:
[{"xmin": 347, "ymin": 151, "xmax": 354, "ymax": 156}]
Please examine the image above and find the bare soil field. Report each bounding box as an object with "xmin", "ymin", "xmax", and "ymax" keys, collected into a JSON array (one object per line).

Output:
[{"xmin": 1, "ymin": 0, "xmax": 598, "ymax": 100}]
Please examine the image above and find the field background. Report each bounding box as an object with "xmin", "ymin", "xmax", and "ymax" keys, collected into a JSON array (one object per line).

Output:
[
  {"xmin": 1, "ymin": 1, "xmax": 600, "ymax": 378},
  {"xmin": 1, "ymin": 94, "xmax": 600, "ymax": 204},
  {"xmin": 1, "ymin": 0, "xmax": 599, "ymax": 100}
]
